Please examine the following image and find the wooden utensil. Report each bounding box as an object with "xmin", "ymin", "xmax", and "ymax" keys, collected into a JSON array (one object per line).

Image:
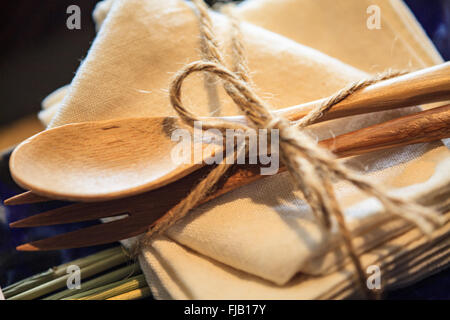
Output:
[
  {"xmin": 9, "ymin": 62, "xmax": 450, "ymax": 202},
  {"xmin": 9, "ymin": 104, "xmax": 450, "ymax": 251}
]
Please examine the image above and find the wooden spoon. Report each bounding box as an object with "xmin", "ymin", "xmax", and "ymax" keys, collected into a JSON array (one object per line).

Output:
[{"xmin": 9, "ymin": 63, "xmax": 450, "ymax": 202}]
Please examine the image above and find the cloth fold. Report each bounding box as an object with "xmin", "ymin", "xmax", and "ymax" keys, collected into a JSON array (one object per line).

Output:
[
  {"xmin": 39, "ymin": 0, "xmax": 449, "ymax": 298},
  {"xmin": 237, "ymin": 0, "xmax": 443, "ymax": 72},
  {"xmin": 140, "ymin": 212, "xmax": 450, "ymax": 299}
]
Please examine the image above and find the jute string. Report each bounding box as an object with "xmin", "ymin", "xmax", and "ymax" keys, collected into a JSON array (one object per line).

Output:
[{"xmin": 135, "ymin": 0, "xmax": 444, "ymax": 297}]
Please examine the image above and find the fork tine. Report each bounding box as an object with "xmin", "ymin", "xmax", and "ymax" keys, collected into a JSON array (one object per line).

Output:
[
  {"xmin": 4, "ymin": 191, "xmax": 50, "ymax": 206},
  {"xmin": 9, "ymin": 201, "xmax": 129, "ymax": 228},
  {"xmin": 16, "ymin": 219, "xmax": 149, "ymax": 251}
]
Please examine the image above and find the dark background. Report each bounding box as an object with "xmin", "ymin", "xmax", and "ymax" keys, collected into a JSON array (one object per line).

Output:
[{"xmin": 0, "ymin": 0, "xmax": 449, "ymax": 299}]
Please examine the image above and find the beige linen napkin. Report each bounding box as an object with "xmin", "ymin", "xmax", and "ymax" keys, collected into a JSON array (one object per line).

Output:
[
  {"xmin": 140, "ymin": 212, "xmax": 450, "ymax": 299},
  {"xmin": 238, "ymin": 0, "xmax": 442, "ymax": 73},
  {"xmin": 40, "ymin": 0, "xmax": 449, "ymax": 298}
]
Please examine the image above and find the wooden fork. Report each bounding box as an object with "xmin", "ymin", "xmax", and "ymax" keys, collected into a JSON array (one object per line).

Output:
[{"xmin": 6, "ymin": 104, "xmax": 450, "ymax": 251}]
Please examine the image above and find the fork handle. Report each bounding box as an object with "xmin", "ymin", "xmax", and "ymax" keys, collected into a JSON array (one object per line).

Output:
[
  {"xmin": 197, "ymin": 104, "xmax": 450, "ymax": 205},
  {"xmin": 320, "ymin": 103, "xmax": 450, "ymax": 157}
]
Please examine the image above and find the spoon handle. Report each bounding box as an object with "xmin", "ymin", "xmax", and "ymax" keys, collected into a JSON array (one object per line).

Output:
[{"xmin": 277, "ymin": 62, "xmax": 450, "ymax": 122}]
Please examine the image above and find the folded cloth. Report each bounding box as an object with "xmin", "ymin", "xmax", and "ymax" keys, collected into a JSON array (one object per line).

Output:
[
  {"xmin": 139, "ymin": 212, "xmax": 450, "ymax": 299},
  {"xmin": 237, "ymin": 0, "xmax": 443, "ymax": 73},
  {"xmin": 40, "ymin": 0, "xmax": 449, "ymax": 298},
  {"xmin": 329, "ymin": 215, "xmax": 450, "ymax": 299}
]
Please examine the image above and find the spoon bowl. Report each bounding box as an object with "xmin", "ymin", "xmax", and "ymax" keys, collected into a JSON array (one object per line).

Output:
[{"xmin": 10, "ymin": 117, "xmax": 213, "ymax": 202}]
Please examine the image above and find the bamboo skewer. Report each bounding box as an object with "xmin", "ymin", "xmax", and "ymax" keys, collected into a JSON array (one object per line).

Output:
[
  {"xmin": 2, "ymin": 247, "xmax": 124, "ymax": 298},
  {"xmin": 76, "ymin": 274, "xmax": 147, "ymax": 300},
  {"xmin": 7, "ymin": 249, "xmax": 130, "ymax": 300},
  {"xmin": 107, "ymin": 287, "xmax": 152, "ymax": 300},
  {"xmin": 44, "ymin": 262, "xmax": 140, "ymax": 300}
]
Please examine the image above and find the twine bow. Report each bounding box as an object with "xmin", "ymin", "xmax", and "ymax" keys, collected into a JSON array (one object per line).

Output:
[{"xmin": 138, "ymin": 0, "xmax": 444, "ymax": 297}]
